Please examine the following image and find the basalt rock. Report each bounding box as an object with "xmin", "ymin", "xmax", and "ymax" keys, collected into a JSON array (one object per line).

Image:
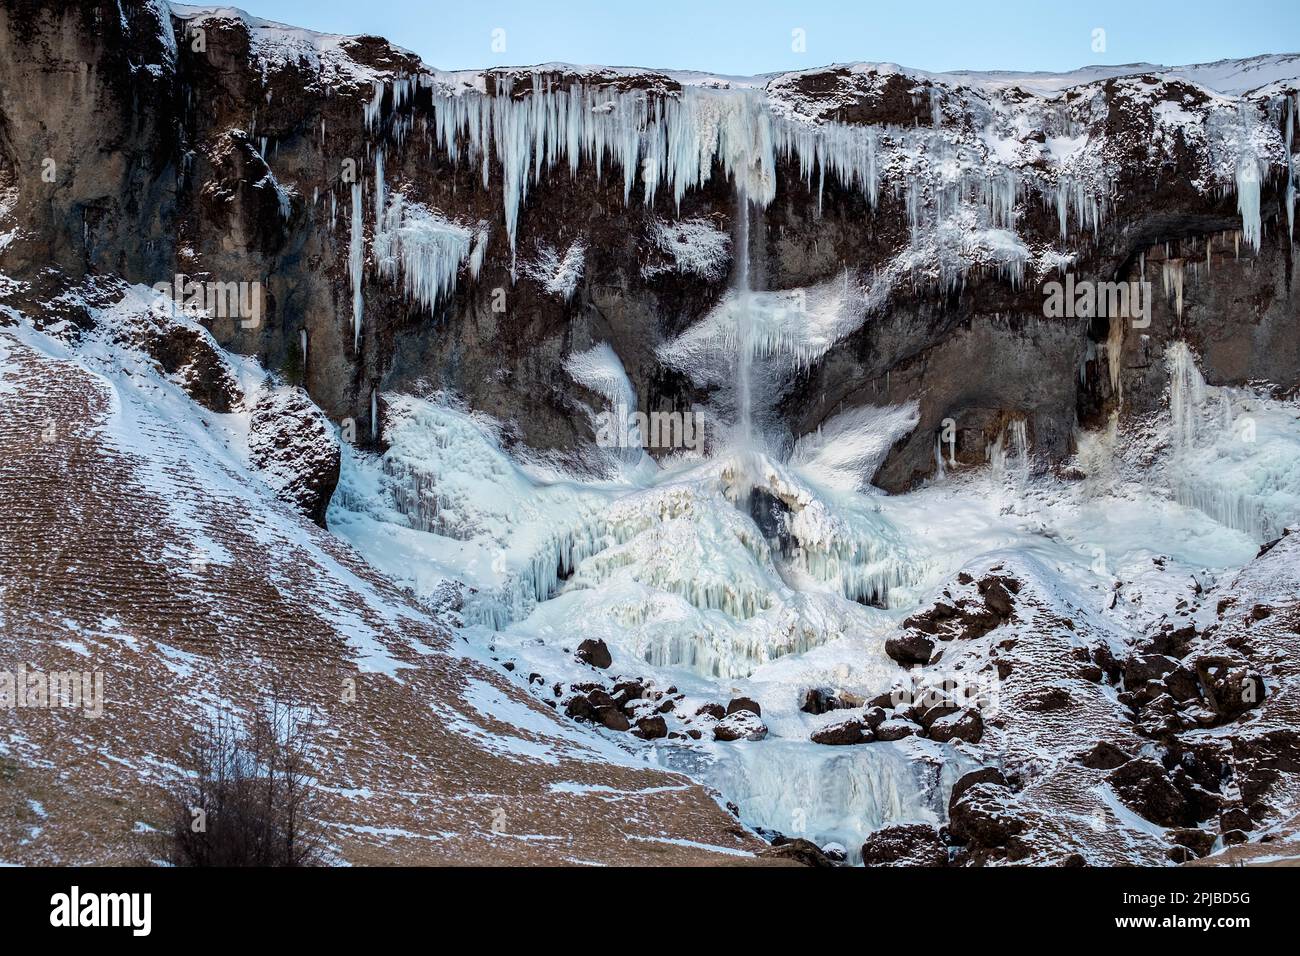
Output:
[
  {"xmin": 575, "ymin": 639, "xmax": 612, "ymax": 669},
  {"xmin": 860, "ymin": 824, "xmax": 949, "ymax": 867}
]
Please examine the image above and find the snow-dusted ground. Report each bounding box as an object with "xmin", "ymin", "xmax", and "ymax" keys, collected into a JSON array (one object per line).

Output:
[{"xmin": 329, "ymin": 337, "xmax": 1300, "ymax": 859}]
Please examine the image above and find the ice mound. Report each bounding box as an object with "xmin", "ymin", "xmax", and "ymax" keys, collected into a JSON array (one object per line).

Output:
[
  {"xmin": 1164, "ymin": 342, "xmax": 1300, "ymax": 543},
  {"xmin": 334, "ymin": 397, "xmax": 926, "ymax": 678}
]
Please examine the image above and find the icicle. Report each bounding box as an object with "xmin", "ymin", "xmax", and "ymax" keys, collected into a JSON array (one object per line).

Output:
[
  {"xmin": 373, "ymin": 148, "xmax": 385, "ymax": 228},
  {"xmin": 1162, "ymin": 260, "xmax": 1185, "ymax": 319},
  {"xmin": 1166, "ymin": 342, "xmax": 1206, "ymax": 450},
  {"xmin": 1286, "ymin": 96, "xmax": 1296, "ymax": 242},
  {"xmin": 349, "ymin": 182, "xmax": 365, "ymax": 351},
  {"xmin": 1236, "ymin": 153, "xmax": 1262, "ymax": 252}
]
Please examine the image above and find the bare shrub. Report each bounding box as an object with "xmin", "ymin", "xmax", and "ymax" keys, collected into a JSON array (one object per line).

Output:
[{"xmin": 169, "ymin": 696, "xmax": 326, "ymax": 866}]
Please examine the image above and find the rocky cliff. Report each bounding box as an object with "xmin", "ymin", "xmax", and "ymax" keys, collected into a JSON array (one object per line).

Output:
[{"xmin": 2, "ymin": 2, "xmax": 1296, "ymax": 501}]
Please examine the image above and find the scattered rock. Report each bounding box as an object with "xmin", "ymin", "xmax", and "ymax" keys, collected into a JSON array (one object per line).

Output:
[
  {"xmin": 885, "ymin": 631, "xmax": 934, "ymax": 665},
  {"xmin": 810, "ymin": 717, "xmax": 874, "ymax": 745},
  {"xmin": 860, "ymin": 824, "xmax": 949, "ymax": 867},
  {"xmin": 1078, "ymin": 741, "xmax": 1132, "ymax": 771},
  {"xmin": 875, "ymin": 718, "xmax": 920, "ymax": 741},
  {"xmin": 927, "ymin": 708, "xmax": 984, "ymax": 744},
  {"xmin": 575, "ymin": 638, "xmax": 612, "ymax": 669},
  {"xmin": 713, "ymin": 710, "xmax": 767, "ymax": 742},
  {"xmin": 726, "ymin": 696, "xmax": 762, "ymax": 717},
  {"xmin": 759, "ymin": 837, "xmax": 836, "ymax": 867},
  {"xmin": 633, "ymin": 715, "xmax": 668, "ymax": 739}
]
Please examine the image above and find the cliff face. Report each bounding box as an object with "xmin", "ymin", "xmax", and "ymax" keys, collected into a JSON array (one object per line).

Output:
[{"xmin": 1, "ymin": 2, "xmax": 1297, "ymax": 494}]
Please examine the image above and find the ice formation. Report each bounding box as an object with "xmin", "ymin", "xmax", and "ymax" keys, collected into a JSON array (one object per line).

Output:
[
  {"xmin": 372, "ymin": 192, "xmax": 476, "ymax": 313},
  {"xmin": 642, "ymin": 217, "xmax": 732, "ymax": 281},
  {"xmin": 348, "ymin": 182, "xmax": 364, "ymax": 350},
  {"xmin": 522, "ymin": 238, "xmax": 586, "ymax": 299},
  {"xmin": 1164, "ymin": 342, "xmax": 1300, "ymax": 542}
]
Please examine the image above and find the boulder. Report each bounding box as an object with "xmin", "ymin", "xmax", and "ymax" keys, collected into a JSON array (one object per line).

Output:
[
  {"xmin": 713, "ymin": 710, "xmax": 768, "ymax": 742},
  {"xmin": 1021, "ymin": 686, "xmax": 1073, "ymax": 712},
  {"xmin": 611, "ymin": 679, "xmax": 644, "ymax": 707},
  {"xmin": 860, "ymin": 824, "xmax": 949, "ymax": 867},
  {"xmin": 1107, "ymin": 757, "xmax": 1190, "ymax": 827},
  {"xmin": 819, "ymin": 842, "xmax": 848, "ymax": 863},
  {"xmin": 633, "ymin": 715, "xmax": 668, "ymax": 739},
  {"xmin": 810, "ymin": 718, "xmax": 873, "ymax": 745},
  {"xmin": 758, "ymin": 837, "xmax": 836, "ymax": 867},
  {"xmin": 1078, "ymin": 741, "xmax": 1133, "ymax": 771},
  {"xmin": 948, "ymin": 782, "xmax": 1026, "ymax": 847},
  {"xmin": 247, "ymin": 386, "xmax": 341, "ymax": 527},
  {"xmin": 575, "ymin": 638, "xmax": 612, "ymax": 669},
  {"xmin": 885, "ymin": 631, "xmax": 934, "ymax": 665},
  {"xmin": 799, "ymin": 686, "xmax": 860, "ymax": 714},
  {"xmin": 875, "ymin": 718, "xmax": 920, "ymax": 741},
  {"xmin": 726, "ymin": 696, "xmax": 762, "ymax": 717},
  {"xmin": 948, "ymin": 767, "xmax": 1008, "ymax": 812},
  {"xmin": 927, "ymin": 708, "xmax": 984, "ymax": 744},
  {"xmin": 1167, "ymin": 827, "xmax": 1216, "ymax": 858},
  {"xmin": 1123, "ymin": 653, "xmax": 1178, "ymax": 688}
]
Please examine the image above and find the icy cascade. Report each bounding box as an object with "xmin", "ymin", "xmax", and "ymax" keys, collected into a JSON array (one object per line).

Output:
[
  {"xmin": 1164, "ymin": 342, "xmax": 1300, "ymax": 542},
  {"xmin": 521, "ymin": 239, "xmax": 586, "ymax": 299},
  {"xmin": 733, "ymin": 191, "xmax": 756, "ymax": 453},
  {"xmin": 987, "ymin": 419, "xmax": 1031, "ymax": 488},
  {"xmin": 1162, "ymin": 260, "xmax": 1186, "ymax": 319},
  {"xmin": 695, "ymin": 740, "xmax": 969, "ymax": 862},
  {"xmin": 642, "ymin": 217, "xmax": 732, "ymax": 281},
  {"xmin": 1167, "ymin": 341, "xmax": 1207, "ymax": 450}
]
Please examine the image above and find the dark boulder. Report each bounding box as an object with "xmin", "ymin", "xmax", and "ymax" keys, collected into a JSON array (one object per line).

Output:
[
  {"xmin": 875, "ymin": 718, "xmax": 920, "ymax": 741},
  {"xmin": 860, "ymin": 824, "xmax": 949, "ymax": 867},
  {"xmin": 810, "ymin": 718, "xmax": 873, "ymax": 745},
  {"xmin": 575, "ymin": 639, "xmax": 612, "ymax": 669},
  {"xmin": 758, "ymin": 837, "xmax": 837, "ymax": 867},
  {"xmin": 633, "ymin": 715, "xmax": 668, "ymax": 739},
  {"xmin": 885, "ymin": 631, "xmax": 935, "ymax": 665},
  {"xmin": 927, "ymin": 708, "xmax": 984, "ymax": 744},
  {"xmin": 949, "ymin": 767, "xmax": 1008, "ymax": 812},
  {"xmin": 726, "ymin": 696, "xmax": 762, "ymax": 717},
  {"xmin": 1078, "ymin": 741, "xmax": 1133, "ymax": 771},
  {"xmin": 1108, "ymin": 757, "xmax": 1190, "ymax": 827},
  {"xmin": 948, "ymin": 782, "xmax": 1026, "ymax": 848}
]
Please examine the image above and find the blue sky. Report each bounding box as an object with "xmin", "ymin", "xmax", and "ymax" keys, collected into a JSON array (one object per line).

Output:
[{"xmin": 236, "ymin": 0, "xmax": 1300, "ymax": 75}]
